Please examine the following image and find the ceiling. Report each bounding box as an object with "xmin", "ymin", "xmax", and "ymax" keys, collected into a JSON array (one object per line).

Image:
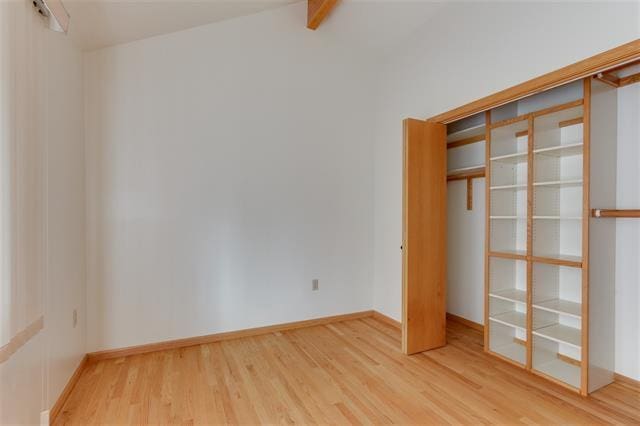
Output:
[
  {"xmin": 63, "ymin": 0, "xmax": 445, "ymax": 53},
  {"xmin": 64, "ymin": 0, "xmax": 300, "ymax": 51}
]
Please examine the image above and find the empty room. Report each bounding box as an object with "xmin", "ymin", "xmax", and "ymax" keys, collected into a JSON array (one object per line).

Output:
[{"xmin": 1, "ymin": 0, "xmax": 639, "ymax": 424}]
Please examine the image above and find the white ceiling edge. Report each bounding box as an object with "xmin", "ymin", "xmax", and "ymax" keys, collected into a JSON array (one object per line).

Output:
[
  {"xmin": 64, "ymin": 0, "xmax": 301, "ymax": 51},
  {"xmin": 63, "ymin": 0, "xmax": 448, "ymax": 60}
]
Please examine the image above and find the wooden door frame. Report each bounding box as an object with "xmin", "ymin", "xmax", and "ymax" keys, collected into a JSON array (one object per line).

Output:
[{"xmin": 403, "ymin": 39, "xmax": 640, "ymax": 354}]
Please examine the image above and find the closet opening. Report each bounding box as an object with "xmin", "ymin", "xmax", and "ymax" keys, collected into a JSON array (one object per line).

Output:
[
  {"xmin": 445, "ymin": 111, "xmax": 486, "ymax": 334},
  {"xmin": 402, "ymin": 39, "xmax": 640, "ymax": 396}
]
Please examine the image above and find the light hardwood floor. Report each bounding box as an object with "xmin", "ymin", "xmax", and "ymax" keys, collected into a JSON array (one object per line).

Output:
[{"xmin": 55, "ymin": 318, "xmax": 640, "ymax": 425}]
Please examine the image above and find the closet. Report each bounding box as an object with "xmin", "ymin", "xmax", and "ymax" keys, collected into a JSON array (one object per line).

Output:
[
  {"xmin": 403, "ymin": 41, "xmax": 640, "ymax": 397},
  {"xmin": 484, "ymin": 80, "xmax": 594, "ymax": 394}
]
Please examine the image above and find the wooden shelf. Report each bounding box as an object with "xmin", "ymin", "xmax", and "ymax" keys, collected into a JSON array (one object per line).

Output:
[
  {"xmin": 489, "ymin": 250, "xmax": 528, "ymax": 261},
  {"xmin": 533, "ymin": 299, "xmax": 581, "ymax": 318},
  {"xmin": 534, "ymin": 142, "xmax": 583, "ymax": 157},
  {"xmin": 447, "ymin": 123, "xmax": 485, "ymax": 143},
  {"xmin": 533, "ymin": 323, "xmax": 581, "ymax": 348},
  {"xmin": 533, "ymin": 216, "xmax": 582, "ymax": 220},
  {"xmin": 533, "ymin": 179, "xmax": 583, "ymax": 188},
  {"xmin": 447, "ymin": 166, "xmax": 485, "ymax": 182},
  {"xmin": 490, "ymin": 288, "xmax": 527, "ymax": 304},
  {"xmin": 534, "ymin": 357, "xmax": 581, "ymax": 389},
  {"xmin": 490, "ymin": 311, "xmax": 526, "ymax": 330},
  {"xmin": 491, "ymin": 310, "xmax": 555, "ymax": 331},
  {"xmin": 492, "ymin": 343, "xmax": 526, "ymax": 365},
  {"xmin": 531, "ymin": 254, "xmax": 582, "ymax": 268},
  {"xmin": 490, "ymin": 183, "xmax": 527, "ymax": 190},
  {"xmin": 490, "ymin": 151, "xmax": 528, "ymax": 163},
  {"xmin": 448, "ymin": 165, "xmax": 484, "ymax": 174}
]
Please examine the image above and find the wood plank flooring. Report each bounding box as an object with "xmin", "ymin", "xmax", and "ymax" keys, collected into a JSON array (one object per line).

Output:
[{"xmin": 55, "ymin": 318, "xmax": 640, "ymax": 425}]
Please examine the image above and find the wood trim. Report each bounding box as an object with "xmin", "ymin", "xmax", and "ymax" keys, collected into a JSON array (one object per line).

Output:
[
  {"xmin": 466, "ymin": 178, "xmax": 473, "ymax": 210},
  {"xmin": 531, "ymin": 99, "xmax": 583, "ymax": 118},
  {"xmin": 307, "ymin": 0, "xmax": 338, "ymax": 30},
  {"xmin": 530, "ymin": 255, "xmax": 582, "ymax": 268},
  {"xmin": 447, "ymin": 134, "xmax": 484, "ymax": 149},
  {"xmin": 614, "ymin": 373, "xmax": 640, "ymax": 389},
  {"xmin": 489, "ymin": 251, "xmax": 528, "ymax": 261},
  {"xmin": 601, "ymin": 58, "xmax": 640, "ymax": 74},
  {"xmin": 402, "ymin": 120, "xmax": 409, "ymax": 352},
  {"xmin": 618, "ymin": 72, "xmax": 640, "ymax": 87},
  {"xmin": 490, "ymin": 114, "xmax": 528, "ymax": 130},
  {"xmin": 581, "ymin": 77, "xmax": 591, "ymax": 396},
  {"xmin": 427, "ymin": 39, "xmax": 640, "ymax": 124},
  {"xmin": 371, "ymin": 311, "xmax": 401, "ymax": 329},
  {"xmin": 594, "ymin": 72, "xmax": 620, "ymax": 88},
  {"xmin": 490, "ymin": 100, "xmax": 583, "ymax": 130},
  {"xmin": 484, "ymin": 111, "xmax": 491, "ymax": 352},
  {"xmin": 515, "ymin": 130, "xmax": 529, "ymax": 138},
  {"xmin": 0, "ymin": 316, "xmax": 44, "ymax": 364},
  {"xmin": 559, "ymin": 117, "xmax": 583, "ymax": 128},
  {"xmin": 513, "ymin": 337, "xmax": 526, "ymax": 346},
  {"xmin": 50, "ymin": 355, "xmax": 88, "ymax": 424},
  {"xmin": 557, "ymin": 353, "xmax": 581, "ymax": 367},
  {"xmin": 592, "ymin": 209, "xmax": 640, "ymax": 218},
  {"xmin": 446, "ymin": 313, "xmax": 483, "ymax": 332},
  {"xmin": 447, "ymin": 167, "xmax": 485, "ymax": 181},
  {"xmin": 526, "ymin": 116, "xmax": 534, "ymax": 371},
  {"xmin": 87, "ymin": 311, "xmax": 374, "ymax": 362}
]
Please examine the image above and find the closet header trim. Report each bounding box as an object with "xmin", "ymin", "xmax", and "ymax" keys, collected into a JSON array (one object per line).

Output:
[{"xmin": 427, "ymin": 39, "xmax": 640, "ymax": 124}]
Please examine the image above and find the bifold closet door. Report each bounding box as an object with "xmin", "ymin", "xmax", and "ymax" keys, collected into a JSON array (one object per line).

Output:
[{"xmin": 402, "ymin": 119, "xmax": 447, "ymax": 355}]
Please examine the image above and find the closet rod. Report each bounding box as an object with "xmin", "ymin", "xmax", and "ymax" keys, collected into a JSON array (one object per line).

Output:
[{"xmin": 591, "ymin": 209, "xmax": 640, "ymax": 218}]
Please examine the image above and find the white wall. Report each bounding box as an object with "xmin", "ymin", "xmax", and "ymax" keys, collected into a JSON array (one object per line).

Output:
[
  {"xmin": 371, "ymin": 1, "xmax": 639, "ymax": 379},
  {"xmin": 615, "ymin": 84, "xmax": 640, "ymax": 381},
  {"xmin": 0, "ymin": 333, "xmax": 45, "ymax": 425},
  {"xmin": 44, "ymin": 29, "xmax": 87, "ymax": 414},
  {"xmin": 447, "ymin": 135, "xmax": 486, "ymax": 324},
  {"xmin": 84, "ymin": 2, "xmax": 375, "ymax": 352},
  {"xmin": 0, "ymin": 3, "xmax": 86, "ymax": 424},
  {"xmin": 447, "ymin": 178, "xmax": 485, "ymax": 324}
]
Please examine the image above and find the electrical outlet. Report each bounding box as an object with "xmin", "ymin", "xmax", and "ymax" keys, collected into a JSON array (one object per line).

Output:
[
  {"xmin": 312, "ymin": 279, "xmax": 319, "ymax": 291},
  {"xmin": 73, "ymin": 309, "xmax": 77, "ymax": 328}
]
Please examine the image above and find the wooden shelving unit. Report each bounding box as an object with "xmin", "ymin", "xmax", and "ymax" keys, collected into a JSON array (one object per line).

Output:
[
  {"xmin": 446, "ymin": 121, "xmax": 486, "ymax": 210},
  {"xmin": 483, "ymin": 80, "xmax": 608, "ymax": 395}
]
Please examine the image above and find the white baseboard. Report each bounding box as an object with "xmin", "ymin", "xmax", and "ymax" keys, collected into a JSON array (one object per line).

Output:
[{"xmin": 40, "ymin": 410, "xmax": 50, "ymax": 426}]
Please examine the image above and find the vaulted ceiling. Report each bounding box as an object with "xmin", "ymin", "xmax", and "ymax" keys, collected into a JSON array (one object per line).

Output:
[
  {"xmin": 64, "ymin": 0, "xmax": 299, "ymax": 51},
  {"xmin": 63, "ymin": 0, "xmax": 443, "ymax": 54}
]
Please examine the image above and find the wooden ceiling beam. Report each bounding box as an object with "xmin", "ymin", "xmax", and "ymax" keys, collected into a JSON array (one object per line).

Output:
[{"xmin": 307, "ymin": 0, "xmax": 338, "ymax": 30}]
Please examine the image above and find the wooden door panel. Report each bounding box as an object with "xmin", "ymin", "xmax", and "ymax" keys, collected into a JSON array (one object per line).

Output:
[{"xmin": 402, "ymin": 118, "xmax": 447, "ymax": 355}]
